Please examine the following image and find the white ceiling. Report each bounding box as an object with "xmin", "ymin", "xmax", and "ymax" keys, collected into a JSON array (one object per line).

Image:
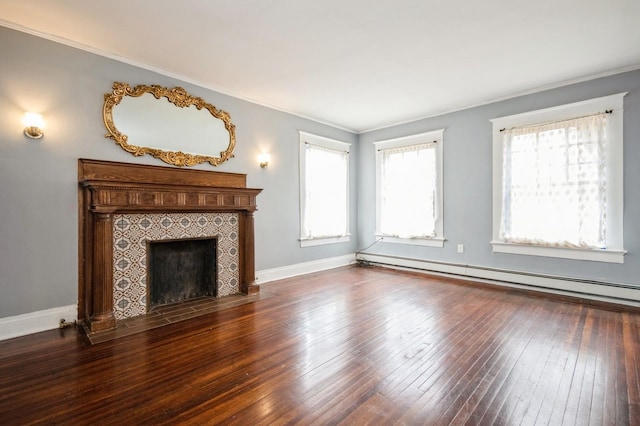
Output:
[{"xmin": 1, "ymin": 0, "xmax": 639, "ymax": 133}]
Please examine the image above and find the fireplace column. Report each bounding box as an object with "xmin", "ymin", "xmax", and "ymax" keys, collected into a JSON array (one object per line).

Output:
[
  {"xmin": 241, "ymin": 210, "xmax": 260, "ymax": 295},
  {"xmin": 88, "ymin": 210, "xmax": 117, "ymax": 332}
]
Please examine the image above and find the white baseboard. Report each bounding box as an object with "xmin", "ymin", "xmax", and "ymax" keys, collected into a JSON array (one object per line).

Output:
[
  {"xmin": 257, "ymin": 253, "xmax": 356, "ymax": 284},
  {"xmin": 357, "ymin": 253, "xmax": 640, "ymax": 308},
  {"xmin": 0, "ymin": 305, "xmax": 77, "ymax": 342}
]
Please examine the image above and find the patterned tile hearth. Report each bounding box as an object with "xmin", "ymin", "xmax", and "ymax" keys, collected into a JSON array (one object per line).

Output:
[
  {"xmin": 85, "ymin": 292, "xmax": 273, "ymax": 345},
  {"xmin": 112, "ymin": 212, "xmax": 240, "ymax": 320}
]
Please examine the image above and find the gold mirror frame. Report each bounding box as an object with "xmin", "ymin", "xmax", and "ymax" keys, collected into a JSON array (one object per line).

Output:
[{"xmin": 103, "ymin": 82, "xmax": 236, "ymax": 167}]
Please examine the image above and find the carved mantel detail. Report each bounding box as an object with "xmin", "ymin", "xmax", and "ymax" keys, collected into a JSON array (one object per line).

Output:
[{"xmin": 78, "ymin": 159, "xmax": 262, "ymax": 333}]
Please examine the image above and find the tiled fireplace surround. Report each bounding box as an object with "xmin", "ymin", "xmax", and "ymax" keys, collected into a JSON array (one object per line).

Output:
[
  {"xmin": 112, "ymin": 212, "xmax": 239, "ymax": 320},
  {"xmin": 78, "ymin": 159, "xmax": 262, "ymax": 333}
]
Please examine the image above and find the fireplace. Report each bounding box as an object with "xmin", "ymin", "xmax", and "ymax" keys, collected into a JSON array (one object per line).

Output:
[
  {"xmin": 78, "ymin": 159, "xmax": 262, "ymax": 333},
  {"xmin": 148, "ymin": 238, "xmax": 217, "ymax": 309}
]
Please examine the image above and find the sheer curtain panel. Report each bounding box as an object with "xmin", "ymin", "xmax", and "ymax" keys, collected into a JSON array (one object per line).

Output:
[
  {"xmin": 379, "ymin": 142, "xmax": 437, "ymax": 238},
  {"xmin": 500, "ymin": 113, "xmax": 608, "ymax": 248},
  {"xmin": 301, "ymin": 143, "xmax": 349, "ymax": 240}
]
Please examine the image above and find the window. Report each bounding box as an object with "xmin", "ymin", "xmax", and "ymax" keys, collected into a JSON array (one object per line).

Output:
[
  {"xmin": 375, "ymin": 129, "xmax": 445, "ymax": 247},
  {"xmin": 299, "ymin": 131, "xmax": 350, "ymax": 247},
  {"xmin": 491, "ymin": 93, "xmax": 626, "ymax": 263}
]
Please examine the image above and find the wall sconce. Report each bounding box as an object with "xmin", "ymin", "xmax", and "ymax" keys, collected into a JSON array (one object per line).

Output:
[
  {"xmin": 23, "ymin": 113, "xmax": 45, "ymax": 139},
  {"xmin": 259, "ymin": 153, "xmax": 270, "ymax": 169}
]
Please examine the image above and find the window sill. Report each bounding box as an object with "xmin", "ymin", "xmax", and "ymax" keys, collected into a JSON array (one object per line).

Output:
[
  {"xmin": 491, "ymin": 241, "xmax": 626, "ymax": 264},
  {"xmin": 300, "ymin": 235, "xmax": 350, "ymax": 247},
  {"xmin": 377, "ymin": 236, "xmax": 445, "ymax": 248}
]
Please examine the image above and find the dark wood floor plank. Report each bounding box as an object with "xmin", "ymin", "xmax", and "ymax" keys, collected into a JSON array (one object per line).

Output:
[
  {"xmin": 460, "ymin": 303, "xmax": 552, "ymax": 425},
  {"xmin": 0, "ymin": 265, "xmax": 639, "ymax": 425},
  {"xmin": 586, "ymin": 309, "xmax": 614, "ymax": 426},
  {"xmin": 544, "ymin": 306, "xmax": 589, "ymax": 426},
  {"xmin": 449, "ymin": 299, "xmax": 558, "ymax": 425},
  {"xmin": 503, "ymin": 303, "xmax": 582, "ymax": 425},
  {"xmin": 523, "ymin": 303, "xmax": 582, "ymax": 425},
  {"xmin": 623, "ymin": 312, "xmax": 640, "ymax": 424},
  {"xmin": 395, "ymin": 291, "xmax": 520, "ymax": 423},
  {"xmin": 560, "ymin": 309, "xmax": 598, "ymax": 425},
  {"xmin": 388, "ymin": 288, "xmax": 504, "ymax": 405}
]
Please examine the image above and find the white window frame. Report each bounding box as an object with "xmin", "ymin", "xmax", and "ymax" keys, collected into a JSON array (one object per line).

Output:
[
  {"xmin": 491, "ymin": 93, "xmax": 626, "ymax": 263},
  {"xmin": 374, "ymin": 129, "xmax": 445, "ymax": 248},
  {"xmin": 299, "ymin": 131, "xmax": 351, "ymax": 247}
]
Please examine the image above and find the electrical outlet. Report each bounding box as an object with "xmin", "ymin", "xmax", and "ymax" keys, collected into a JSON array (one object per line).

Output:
[{"xmin": 457, "ymin": 244, "xmax": 464, "ymax": 253}]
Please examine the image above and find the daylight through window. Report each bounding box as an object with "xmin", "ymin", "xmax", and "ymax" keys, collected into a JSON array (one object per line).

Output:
[
  {"xmin": 501, "ymin": 114, "xmax": 608, "ymax": 248},
  {"xmin": 375, "ymin": 129, "xmax": 444, "ymax": 247},
  {"xmin": 491, "ymin": 93, "xmax": 626, "ymax": 263},
  {"xmin": 299, "ymin": 131, "xmax": 350, "ymax": 247}
]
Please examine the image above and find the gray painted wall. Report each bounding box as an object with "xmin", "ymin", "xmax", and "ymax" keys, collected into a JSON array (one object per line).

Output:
[
  {"xmin": 358, "ymin": 69, "xmax": 640, "ymax": 287},
  {"xmin": 0, "ymin": 27, "xmax": 358, "ymax": 318},
  {"xmin": 1, "ymin": 25, "xmax": 638, "ymax": 321}
]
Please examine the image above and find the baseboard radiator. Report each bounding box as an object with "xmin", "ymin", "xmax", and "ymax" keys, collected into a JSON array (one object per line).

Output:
[{"xmin": 356, "ymin": 252, "xmax": 640, "ymax": 309}]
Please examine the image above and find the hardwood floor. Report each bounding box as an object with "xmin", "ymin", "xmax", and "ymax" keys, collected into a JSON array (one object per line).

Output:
[
  {"xmin": 86, "ymin": 292, "xmax": 273, "ymax": 344},
  {"xmin": 1, "ymin": 266, "xmax": 639, "ymax": 425}
]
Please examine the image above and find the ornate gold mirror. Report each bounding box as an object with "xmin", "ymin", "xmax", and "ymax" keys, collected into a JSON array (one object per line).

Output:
[{"xmin": 103, "ymin": 82, "xmax": 235, "ymax": 167}]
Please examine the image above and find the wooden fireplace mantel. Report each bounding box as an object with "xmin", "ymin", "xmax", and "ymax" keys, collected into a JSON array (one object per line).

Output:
[{"xmin": 78, "ymin": 159, "xmax": 262, "ymax": 332}]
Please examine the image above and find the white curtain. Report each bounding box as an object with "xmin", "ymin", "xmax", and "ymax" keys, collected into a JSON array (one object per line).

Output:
[
  {"xmin": 301, "ymin": 143, "xmax": 348, "ymax": 239},
  {"xmin": 379, "ymin": 142, "xmax": 437, "ymax": 238},
  {"xmin": 500, "ymin": 113, "xmax": 608, "ymax": 248}
]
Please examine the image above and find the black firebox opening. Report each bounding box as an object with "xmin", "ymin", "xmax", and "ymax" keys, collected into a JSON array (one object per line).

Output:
[{"xmin": 148, "ymin": 237, "xmax": 217, "ymax": 309}]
